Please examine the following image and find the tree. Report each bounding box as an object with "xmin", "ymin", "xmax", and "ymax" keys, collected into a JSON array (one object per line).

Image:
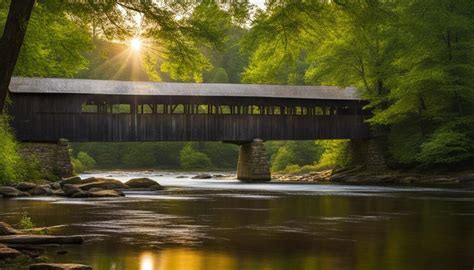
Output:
[{"xmin": 0, "ymin": 0, "xmax": 35, "ymax": 112}]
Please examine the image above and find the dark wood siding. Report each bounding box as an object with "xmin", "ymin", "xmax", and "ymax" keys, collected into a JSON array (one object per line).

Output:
[{"xmin": 8, "ymin": 93, "xmax": 371, "ymax": 142}]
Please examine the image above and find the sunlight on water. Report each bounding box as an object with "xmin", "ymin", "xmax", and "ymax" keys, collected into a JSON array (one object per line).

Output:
[{"xmin": 140, "ymin": 252, "xmax": 155, "ymax": 270}]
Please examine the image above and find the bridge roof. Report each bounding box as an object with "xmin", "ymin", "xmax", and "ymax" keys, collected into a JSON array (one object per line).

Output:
[{"xmin": 9, "ymin": 77, "xmax": 360, "ymax": 101}]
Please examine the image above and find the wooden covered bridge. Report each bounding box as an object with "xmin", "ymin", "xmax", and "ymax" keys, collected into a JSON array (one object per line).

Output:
[{"xmin": 7, "ymin": 77, "xmax": 372, "ymax": 180}]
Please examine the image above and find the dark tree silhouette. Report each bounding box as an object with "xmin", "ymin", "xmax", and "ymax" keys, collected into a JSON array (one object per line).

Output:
[{"xmin": 0, "ymin": 0, "xmax": 35, "ymax": 112}]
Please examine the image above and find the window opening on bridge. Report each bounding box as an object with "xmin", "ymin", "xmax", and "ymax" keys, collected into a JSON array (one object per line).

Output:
[
  {"xmin": 220, "ymin": 105, "xmax": 231, "ymax": 114},
  {"xmin": 138, "ymin": 104, "xmax": 154, "ymax": 114},
  {"xmin": 170, "ymin": 104, "xmax": 184, "ymax": 114},
  {"xmin": 81, "ymin": 103, "xmax": 97, "ymax": 113},
  {"xmin": 112, "ymin": 104, "xmax": 131, "ymax": 113},
  {"xmin": 197, "ymin": 105, "xmax": 208, "ymax": 114}
]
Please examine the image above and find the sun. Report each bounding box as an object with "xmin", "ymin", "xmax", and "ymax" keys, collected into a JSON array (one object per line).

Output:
[{"xmin": 130, "ymin": 38, "xmax": 142, "ymax": 52}]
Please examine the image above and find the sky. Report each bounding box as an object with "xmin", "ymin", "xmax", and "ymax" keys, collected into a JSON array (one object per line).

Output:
[{"xmin": 250, "ymin": 0, "xmax": 266, "ymax": 9}]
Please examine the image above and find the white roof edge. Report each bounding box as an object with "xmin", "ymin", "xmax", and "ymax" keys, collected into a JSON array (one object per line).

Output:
[{"xmin": 9, "ymin": 77, "xmax": 361, "ymax": 101}]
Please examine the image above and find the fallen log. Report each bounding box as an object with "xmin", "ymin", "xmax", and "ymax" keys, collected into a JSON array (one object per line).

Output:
[{"xmin": 0, "ymin": 235, "xmax": 83, "ymax": 245}]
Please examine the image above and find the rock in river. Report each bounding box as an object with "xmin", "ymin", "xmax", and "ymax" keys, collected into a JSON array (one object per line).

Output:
[
  {"xmin": 15, "ymin": 182, "xmax": 37, "ymax": 191},
  {"xmin": 192, "ymin": 174, "xmax": 212, "ymax": 179},
  {"xmin": 87, "ymin": 189, "xmax": 124, "ymax": 197},
  {"xmin": 27, "ymin": 186, "xmax": 51, "ymax": 196},
  {"xmin": 60, "ymin": 176, "xmax": 82, "ymax": 187},
  {"xmin": 0, "ymin": 222, "xmax": 21, "ymax": 235},
  {"xmin": 75, "ymin": 178, "xmax": 128, "ymax": 190},
  {"xmin": 125, "ymin": 178, "xmax": 161, "ymax": 189},
  {"xmin": 63, "ymin": 184, "xmax": 83, "ymax": 197},
  {"xmin": 0, "ymin": 243, "xmax": 21, "ymax": 259},
  {"xmin": 0, "ymin": 186, "xmax": 30, "ymax": 197},
  {"xmin": 30, "ymin": 263, "xmax": 92, "ymax": 270}
]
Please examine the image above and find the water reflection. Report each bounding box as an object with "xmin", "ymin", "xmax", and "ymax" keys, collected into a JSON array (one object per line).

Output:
[{"xmin": 140, "ymin": 252, "xmax": 155, "ymax": 270}]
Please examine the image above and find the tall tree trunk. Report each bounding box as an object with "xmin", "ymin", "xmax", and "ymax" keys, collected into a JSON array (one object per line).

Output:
[{"xmin": 0, "ymin": 0, "xmax": 36, "ymax": 113}]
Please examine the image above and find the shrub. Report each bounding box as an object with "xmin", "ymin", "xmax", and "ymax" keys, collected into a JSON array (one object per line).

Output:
[
  {"xmin": 77, "ymin": 151, "xmax": 96, "ymax": 169},
  {"xmin": 180, "ymin": 144, "xmax": 213, "ymax": 170},
  {"xmin": 282, "ymin": 164, "xmax": 301, "ymax": 174},
  {"xmin": 72, "ymin": 158, "xmax": 85, "ymax": 174},
  {"xmin": 19, "ymin": 213, "xmax": 35, "ymax": 230},
  {"xmin": 416, "ymin": 129, "xmax": 474, "ymax": 167},
  {"xmin": 0, "ymin": 116, "xmax": 28, "ymax": 184}
]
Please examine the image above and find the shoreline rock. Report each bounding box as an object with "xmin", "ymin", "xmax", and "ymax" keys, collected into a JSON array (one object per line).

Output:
[
  {"xmin": 0, "ymin": 222, "xmax": 21, "ymax": 235},
  {"xmin": 0, "ymin": 243, "xmax": 21, "ymax": 259},
  {"xmin": 0, "ymin": 186, "xmax": 30, "ymax": 198}
]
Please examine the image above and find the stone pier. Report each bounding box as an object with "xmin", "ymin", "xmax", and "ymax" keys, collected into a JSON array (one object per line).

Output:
[
  {"xmin": 236, "ymin": 139, "xmax": 271, "ymax": 181},
  {"xmin": 19, "ymin": 139, "xmax": 73, "ymax": 178},
  {"xmin": 348, "ymin": 139, "xmax": 386, "ymax": 170}
]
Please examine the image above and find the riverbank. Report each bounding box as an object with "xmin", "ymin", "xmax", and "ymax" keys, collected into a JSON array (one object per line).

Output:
[{"xmin": 273, "ymin": 167, "xmax": 474, "ymax": 188}]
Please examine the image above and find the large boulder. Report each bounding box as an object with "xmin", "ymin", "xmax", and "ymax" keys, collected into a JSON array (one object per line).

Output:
[
  {"xmin": 87, "ymin": 190, "xmax": 124, "ymax": 198},
  {"xmin": 148, "ymin": 185, "xmax": 164, "ymax": 191},
  {"xmin": 50, "ymin": 182, "xmax": 61, "ymax": 190},
  {"xmin": 63, "ymin": 185, "xmax": 83, "ymax": 197},
  {"xmin": 125, "ymin": 178, "xmax": 161, "ymax": 189},
  {"xmin": 75, "ymin": 178, "xmax": 128, "ymax": 190},
  {"xmin": 15, "ymin": 182, "xmax": 37, "ymax": 191},
  {"xmin": 60, "ymin": 176, "xmax": 82, "ymax": 188},
  {"xmin": 27, "ymin": 186, "xmax": 51, "ymax": 196},
  {"xmin": 0, "ymin": 244, "xmax": 21, "ymax": 259},
  {"xmin": 30, "ymin": 263, "xmax": 92, "ymax": 270},
  {"xmin": 0, "ymin": 222, "xmax": 21, "ymax": 235},
  {"xmin": 0, "ymin": 186, "xmax": 30, "ymax": 197},
  {"xmin": 192, "ymin": 174, "xmax": 212, "ymax": 179},
  {"xmin": 71, "ymin": 191, "xmax": 88, "ymax": 198}
]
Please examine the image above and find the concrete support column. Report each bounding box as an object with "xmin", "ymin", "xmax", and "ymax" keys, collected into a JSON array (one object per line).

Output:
[
  {"xmin": 237, "ymin": 139, "xmax": 271, "ymax": 181},
  {"xmin": 19, "ymin": 138, "xmax": 73, "ymax": 178},
  {"xmin": 348, "ymin": 139, "xmax": 386, "ymax": 170}
]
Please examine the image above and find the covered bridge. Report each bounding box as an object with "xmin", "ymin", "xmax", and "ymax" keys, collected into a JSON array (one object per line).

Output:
[{"xmin": 8, "ymin": 77, "xmax": 370, "ymax": 142}]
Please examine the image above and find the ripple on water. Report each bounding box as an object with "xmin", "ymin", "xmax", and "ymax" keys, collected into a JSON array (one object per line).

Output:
[{"xmin": 76, "ymin": 209, "xmax": 209, "ymax": 246}]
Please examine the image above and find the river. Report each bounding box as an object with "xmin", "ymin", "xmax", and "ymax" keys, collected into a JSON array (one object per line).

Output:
[{"xmin": 1, "ymin": 171, "xmax": 473, "ymax": 270}]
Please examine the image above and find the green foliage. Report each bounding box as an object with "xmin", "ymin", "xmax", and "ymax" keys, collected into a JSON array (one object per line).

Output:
[
  {"xmin": 271, "ymin": 147, "xmax": 295, "ymax": 172},
  {"xmin": 11, "ymin": 3, "xmax": 92, "ymax": 77},
  {"xmin": 0, "ymin": 117, "xmax": 22, "ymax": 184},
  {"xmin": 243, "ymin": 0, "xmax": 474, "ymax": 169},
  {"xmin": 269, "ymin": 141, "xmax": 323, "ymax": 172},
  {"xmin": 179, "ymin": 144, "xmax": 213, "ymax": 170},
  {"xmin": 72, "ymin": 159, "xmax": 86, "ymax": 174},
  {"xmin": 77, "ymin": 152, "xmax": 96, "ymax": 169},
  {"xmin": 0, "ymin": 116, "xmax": 38, "ymax": 184},
  {"xmin": 120, "ymin": 146, "xmax": 156, "ymax": 168},
  {"xmin": 192, "ymin": 142, "xmax": 239, "ymax": 169},
  {"xmin": 317, "ymin": 140, "xmax": 350, "ymax": 169},
  {"xmin": 417, "ymin": 128, "xmax": 474, "ymax": 168},
  {"xmin": 19, "ymin": 212, "xmax": 35, "ymax": 230},
  {"xmin": 282, "ymin": 164, "xmax": 301, "ymax": 174}
]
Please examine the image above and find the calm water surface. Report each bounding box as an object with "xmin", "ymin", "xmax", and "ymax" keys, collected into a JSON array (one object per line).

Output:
[{"xmin": 1, "ymin": 171, "xmax": 473, "ymax": 270}]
